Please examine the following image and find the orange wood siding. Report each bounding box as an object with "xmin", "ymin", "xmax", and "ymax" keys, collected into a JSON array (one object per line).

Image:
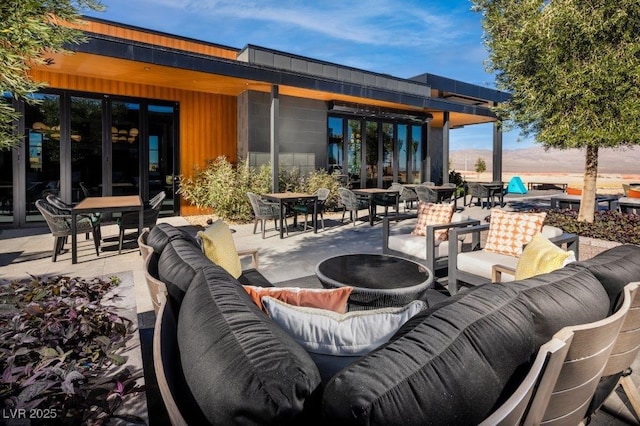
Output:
[
  {"xmin": 73, "ymin": 19, "xmax": 239, "ymax": 60},
  {"xmin": 30, "ymin": 69, "xmax": 237, "ymax": 215}
]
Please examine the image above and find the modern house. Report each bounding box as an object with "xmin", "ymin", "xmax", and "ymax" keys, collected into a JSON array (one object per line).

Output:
[{"xmin": 0, "ymin": 17, "xmax": 509, "ymax": 227}]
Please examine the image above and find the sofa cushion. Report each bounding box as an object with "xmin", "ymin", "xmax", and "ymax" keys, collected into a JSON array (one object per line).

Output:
[
  {"xmin": 387, "ymin": 234, "xmax": 456, "ymax": 260},
  {"xmin": 575, "ymin": 244, "xmax": 640, "ymax": 314},
  {"xmin": 263, "ymin": 297, "xmax": 426, "ymax": 384},
  {"xmin": 244, "ymin": 285, "xmax": 353, "ymax": 313},
  {"xmin": 458, "ymin": 250, "xmax": 519, "ymax": 282},
  {"xmin": 515, "ymin": 232, "xmax": 575, "ymax": 280},
  {"xmin": 178, "ymin": 268, "xmax": 322, "ymax": 425},
  {"xmin": 411, "ymin": 202, "xmax": 454, "ymax": 240},
  {"xmin": 510, "ymin": 264, "xmax": 609, "ymax": 346},
  {"xmin": 158, "ymin": 238, "xmax": 216, "ymax": 307},
  {"xmin": 146, "ymin": 222, "xmax": 199, "ymax": 254},
  {"xmin": 322, "ymin": 284, "xmax": 536, "ymax": 425},
  {"xmin": 485, "ymin": 209, "xmax": 546, "ymax": 257}
]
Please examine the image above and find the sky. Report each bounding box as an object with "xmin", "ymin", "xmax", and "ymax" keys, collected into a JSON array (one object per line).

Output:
[{"xmin": 84, "ymin": 0, "xmax": 533, "ymax": 151}]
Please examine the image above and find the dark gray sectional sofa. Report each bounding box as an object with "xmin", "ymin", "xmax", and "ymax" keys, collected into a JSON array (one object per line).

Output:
[{"xmin": 146, "ymin": 223, "xmax": 640, "ymax": 425}]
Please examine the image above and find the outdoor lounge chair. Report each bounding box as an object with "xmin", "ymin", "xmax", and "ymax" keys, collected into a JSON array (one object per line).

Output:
[
  {"xmin": 382, "ymin": 211, "xmax": 479, "ymax": 276},
  {"xmin": 35, "ymin": 198, "xmax": 101, "ymax": 262},
  {"xmin": 447, "ymin": 219, "xmax": 579, "ymax": 294}
]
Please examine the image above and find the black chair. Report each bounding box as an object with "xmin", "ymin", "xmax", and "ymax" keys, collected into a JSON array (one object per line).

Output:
[
  {"xmin": 117, "ymin": 191, "xmax": 166, "ymax": 253},
  {"xmin": 292, "ymin": 188, "xmax": 330, "ymax": 231},
  {"xmin": 46, "ymin": 194, "xmax": 101, "ymax": 241},
  {"xmin": 35, "ymin": 198, "xmax": 100, "ymax": 262}
]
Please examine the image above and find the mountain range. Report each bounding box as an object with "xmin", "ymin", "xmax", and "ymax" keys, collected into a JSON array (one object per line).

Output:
[{"xmin": 450, "ymin": 146, "xmax": 640, "ymax": 175}]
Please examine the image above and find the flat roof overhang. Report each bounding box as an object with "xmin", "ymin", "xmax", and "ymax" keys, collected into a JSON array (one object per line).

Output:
[{"xmin": 33, "ymin": 34, "xmax": 498, "ymax": 128}]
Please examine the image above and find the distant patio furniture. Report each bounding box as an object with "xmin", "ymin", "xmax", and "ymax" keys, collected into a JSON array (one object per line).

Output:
[
  {"xmin": 414, "ymin": 184, "xmax": 438, "ymax": 203},
  {"xmin": 292, "ymin": 188, "xmax": 330, "ymax": 231},
  {"xmin": 337, "ymin": 187, "xmax": 369, "ymax": 226},
  {"xmin": 117, "ymin": 191, "xmax": 166, "ymax": 253},
  {"xmin": 390, "ymin": 182, "xmax": 418, "ymax": 211},
  {"xmin": 618, "ymin": 197, "xmax": 640, "ymax": 214},
  {"xmin": 36, "ymin": 198, "xmax": 101, "ymax": 262},
  {"xmin": 527, "ymin": 182, "xmax": 568, "ymax": 191},
  {"xmin": 467, "ymin": 182, "xmax": 504, "ymax": 208},
  {"xmin": 247, "ymin": 192, "xmax": 287, "ymax": 239},
  {"xmin": 262, "ymin": 192, "xmax": 318, "ymax": 238},
  {"xmin": 550, "ymin": 193, "xmax": 619, "ymax": 211},
  {"xmin": 351, "ymin": 188, "xmax": 400, "ymax": 226}
]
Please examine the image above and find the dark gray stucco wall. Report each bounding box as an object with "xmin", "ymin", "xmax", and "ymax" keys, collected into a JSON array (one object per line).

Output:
[
  {"xmin": 237, "ymin": 90, "xmax": 328, "ymax": 173},
  {"xmin": 426, "ymin": 126, "xmax": 444, "ymax": 184}
]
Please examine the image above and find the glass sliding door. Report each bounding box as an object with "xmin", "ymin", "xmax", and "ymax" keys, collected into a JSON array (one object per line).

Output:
[
  {"xmin": 70, "ymin": 96, "xmax": 102, "ymax": 201},
  {"xmin": 327, "ymin": 116, "xmax": 344, "ymax": 175},
  {"xmin": 0, "ymin": 93, "xmax": 13, "ymax": 223},
  {"xmin": 381, "ymin": 122, "xmax": 394, "ymax": 188},
  {"xmin": 148, "ymin": 104, "xmax": 176, "ymax": 215},
  {"xmin": 347, "ymin": 119, "xmax": 362, "ymax": 188},
  {"xmin": 410, "ymin": 125, "xmax": 423, "ymax": 184},
  {"xmin": 25, "ymin": 94, "xmax": 61, "ymax": 221},
  {"xmin": 111, "ymin": 101, "xmax": 140, "ymax": 196},
  {"xmin": 397, "ymin": 124, "xmax": 409, "ymax": 183},
  {"xmin": 365, "ymin": 121, "xmax": 379, "ymax": 188}
]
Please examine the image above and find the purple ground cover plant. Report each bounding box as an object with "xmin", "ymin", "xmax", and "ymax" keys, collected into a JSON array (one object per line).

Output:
[{"xmin": 0, "ymin": 275, "xmax": 144, "ymax": 424}]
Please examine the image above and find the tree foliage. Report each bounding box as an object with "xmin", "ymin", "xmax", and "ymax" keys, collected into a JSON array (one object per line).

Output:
[
  {"xmin": 0, "ymin": 0, "xmax": 104, "ymax": 150},
  {"xmin": 474, "ymin": 157, "xmax": 487, "ymax": 173},
  {"xmin": 472, "ymin": 0, "xmax": 640, "ymax": 222}
]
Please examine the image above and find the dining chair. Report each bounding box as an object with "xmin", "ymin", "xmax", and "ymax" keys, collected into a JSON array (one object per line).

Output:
[
  {"xmin": 247, "ymin": 192, "xmax": 287, "ymax": 238},
  {"xmin": 390, "ymin": 182, "xmax": 418, "ymax": 211},
  {"xmin": 117, "ymin": 191, "xmax": 166, "ymax": 253},
  {"xmin": 35, "ymin": 198, "xmax": 101, "ymax": 262},
  {"xmin": 337, "ymin": 188, "xmax": 369, "ymax": 227},
  {"xmin": 292, "ymin": 188, "xmax": 330, "ymax": 231},
  {"xmin": 414, "ymin": 184, "xmax": 438, "ymax": 203}
]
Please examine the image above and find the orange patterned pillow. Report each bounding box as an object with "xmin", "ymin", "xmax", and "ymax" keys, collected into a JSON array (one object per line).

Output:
[
  {"xmin": 243, "ymin": 286, "xmax": 353, "ymax": 314},
  {"xmin": 484, "ymin": 209, "xmax": 547, "ymax": 257},
  {"xmin": 411, "ymin": 202, "xmax": 455, "ymax": 241}
]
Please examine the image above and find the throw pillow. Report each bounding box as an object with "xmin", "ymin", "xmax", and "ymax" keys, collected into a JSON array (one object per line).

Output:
[
  {"xmin": 514, "ymin": 232, "xmax": 576, "ymax": 280},
  {"xmin": 484, "ymin": 209, "xmax": 546, "ymax": 257},
  {"xmin": 411, "ymin": 202, "xmax": 455, "ymax": 241},
  {"xmin": 243, "ymin": 285, "xmax": 353, "ymax": 314},
  {"xmin": 197, "ymin": 220, "xmax": 242, "ymax": 279},
  {"xmin": 262, "ymin": 297, "xmax": 426, "ymax": 356},
  {"xmin": 566, "ymin": 187, "xmax": 582, "ymax": 195}
]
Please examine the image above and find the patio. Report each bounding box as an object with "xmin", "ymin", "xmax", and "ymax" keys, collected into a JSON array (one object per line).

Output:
[{"xmin": 0, "ymin": 192, "xmax": 636, "ymax": 424}]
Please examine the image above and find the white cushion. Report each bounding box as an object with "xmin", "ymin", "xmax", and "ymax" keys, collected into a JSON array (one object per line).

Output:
[
  {"xmin": 388, "ymin": 235, "xmax": 457, "ymax": 260},
  {"xmin": 541, "ymin": 225, "xmax": 563, "ymax": 239},
  {"xmin": 262, "ymin": 297, "xmax": 426, "ymax": 356},
  {"xmin": 457, "ymin": 250, "xmax": 519, "ymax": 282}
]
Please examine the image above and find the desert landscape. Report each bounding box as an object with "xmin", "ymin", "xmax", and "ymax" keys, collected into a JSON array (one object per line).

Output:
[{"xmin": 451, "ymin": 145, "xmax": 640, "ymax": 193}]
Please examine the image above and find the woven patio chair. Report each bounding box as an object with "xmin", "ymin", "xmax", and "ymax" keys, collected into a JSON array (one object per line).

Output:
[
  {"xmin": 247, "ymin": 192, "xmax": 287, "ymax": 238},
  {"xmin": 35, "ymin": 198, "xmax": 100, "ymax": 262},
  {"xmin": 337, "ymin": 187, "xmax": 369, "ymax": 226}
]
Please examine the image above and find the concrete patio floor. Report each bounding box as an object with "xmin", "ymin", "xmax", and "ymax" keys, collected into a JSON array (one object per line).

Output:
[{"xmin": 0, "ymin": 192, "xmax": 637, "ymax": 424}]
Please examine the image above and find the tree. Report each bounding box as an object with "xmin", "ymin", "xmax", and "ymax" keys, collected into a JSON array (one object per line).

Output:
[
  {"xmin": 474, "ymin": 157, "xmax": 487, "ymax": 174},
  {"xmin": 0, "ymin": 0, "xmax": 104, "ymax": 150},
  {"xmin": 472, "ymin": 0, "xmax": 640, "ymax": 222}
]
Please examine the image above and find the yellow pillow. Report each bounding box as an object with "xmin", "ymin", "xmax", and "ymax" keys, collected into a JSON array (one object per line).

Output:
[
  {"xmin": 514, "ymin": 232, "xmax": 573, "ymax": 280},
  {"xmin": 197, "ymin": 220, "xmax": 242, "ymax": 279}
]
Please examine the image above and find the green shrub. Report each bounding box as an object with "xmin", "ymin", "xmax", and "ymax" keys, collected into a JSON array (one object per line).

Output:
[
  {"xmin": 177, "ymin": 156, "xmax": 272, "ymax": 223},
  {"xmin": 302, "ymin": 169, "xmax": 344, "ymax": 211}
]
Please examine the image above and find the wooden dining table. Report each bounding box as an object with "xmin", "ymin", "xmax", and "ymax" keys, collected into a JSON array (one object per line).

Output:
[
  {"xmin": 262, "ymin": 192, "xmax": 318, "ymax": 239},
  {"xmin": 351, "ymin": 188, "xmax": 400, "ymax": 226},
  {"xmin": 71, "ymin": 195, "xmax": 142, "ymax": 264}
]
